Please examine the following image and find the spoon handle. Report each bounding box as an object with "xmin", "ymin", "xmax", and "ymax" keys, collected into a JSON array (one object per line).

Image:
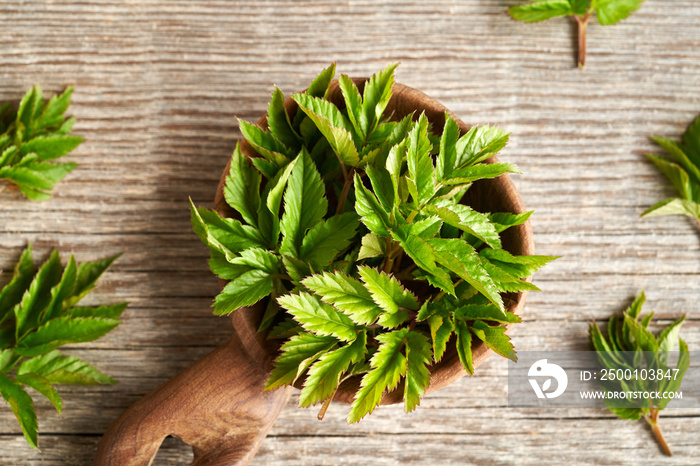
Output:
[{"xmin": 94, "ymin": 333, "xmax": 291, "ymax": 465}]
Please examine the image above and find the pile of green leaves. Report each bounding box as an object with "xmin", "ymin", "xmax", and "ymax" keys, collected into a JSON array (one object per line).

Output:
[
  {"xmin": 191, "ymin": 63, "xmax": 556, "ymax": 422},
  {"xmin": 642, "ymin": 114, "xmax": 700, "ymax": 229},
  {"xmin": 0, "ymin": 245, "xmax": 125, "ymax": 449},
  {"xmin": 0, "ymin": 86, "xmax": 83, "ymax": 200},
  {"xmin": 508, "ymin": 0, "xmax": 646, "ymax": 67},
  {"xmin": 589, "ymin": 291, "xmax": 689, "ymax": 456}
]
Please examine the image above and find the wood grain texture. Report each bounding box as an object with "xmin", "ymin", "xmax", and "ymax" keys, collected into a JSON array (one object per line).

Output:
[{"xmin": 1, "ymin": 0, "xmax": 699, "ymax": 464}]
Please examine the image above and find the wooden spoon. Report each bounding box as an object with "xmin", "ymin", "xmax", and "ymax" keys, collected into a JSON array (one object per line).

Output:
[{"xmin": 94, "ymin": 80, "xmax": 534, "ymax": 465}]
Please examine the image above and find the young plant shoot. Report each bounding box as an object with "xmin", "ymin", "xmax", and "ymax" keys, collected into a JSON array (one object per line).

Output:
[
  {"xmin": 643, "ymin": 113, "xmax": 700, "ymax": 230},
  {"xmin": 0, "ymin": 245, "xmax": 125, "ymax": 449},
  {"xmin": 508, "ymin": 0, "xmax": 646, "ymax": 67},
  {"xmin": 190, "ymin": 63, "xmax": 556, "ymax": 422},
  {"xmin": 0, "ymin": 86, "xmax": 83, "ymax": 200},
  {"xmin": 589, "ymin": 292, "xmax": 689, "ymax": 456}
]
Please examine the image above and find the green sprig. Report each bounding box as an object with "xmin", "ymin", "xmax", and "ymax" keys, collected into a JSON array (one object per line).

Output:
[
  {"xmin": 0, "ymin": 245, "xmax": 125, "ymax": 449},
  {"xmin": 0, "ymin": 86, "xmax": 83, "ymax": 200},
  {"xmin": 642, "ymin": 114, "xmax": 700, "ymax": 230},
  {"xmin": 589, "ymin": 292, "xmax": 689, "ymax": 456},
  {"xmin": 508, "ymin": 0, "xmax": 646, "ymax": 67}
]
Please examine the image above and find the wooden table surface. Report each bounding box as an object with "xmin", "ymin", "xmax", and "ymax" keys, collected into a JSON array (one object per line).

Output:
[{"xmin": 1, "ymin": 0, "xmax": 699, "ymax": 464}]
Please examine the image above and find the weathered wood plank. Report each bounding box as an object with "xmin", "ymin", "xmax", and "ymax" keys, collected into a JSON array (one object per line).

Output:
[{"xmin": 1, "ymin": 0, "xmax": 700, "ymax": 463}]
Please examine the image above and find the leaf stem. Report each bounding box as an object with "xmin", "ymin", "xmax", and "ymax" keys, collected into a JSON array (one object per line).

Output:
[
  {"xmin": 317, "ymin": 393, "xmax": 335, "ymax": 421},
  {"xmin": 392, "ymin": 250, "xmax": 404, "ymax": 274},
  {"xmin": 574, "ymin": 14, "xmax": 591, "ymax": 68},
  {"xmin": 336, "ymin": 168, "xmax": 355, "ymax": 215},
  {"xmin": 644, "ymin": 407, "xmax": 672, "ymax": 456}
]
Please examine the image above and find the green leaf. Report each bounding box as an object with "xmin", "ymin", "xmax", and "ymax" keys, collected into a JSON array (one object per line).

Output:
[
  {"xmin": 508, "ymin": 0, "xmax": 574, "ymax": 22},
  {"xmin": 646, "ymin": 154, "xmax": 693, "ymax": 200},
  {"xmin": 267, "ymin": 318, "xmax": 302, "ymax": 340},
  {"xmin": 480, "ymin": 249, "xmax": 557, "ymax": 279},
  {"xmin": 306, "ymin": 62, "xmax": 336, "ymax": 98},
  {"xmin": 652, "ymin": 136, "xmax": 700, "ymax": 186},
  {"xmin": 17, "ymin": 86, "xmax": 39, "ymax": 131},
  {"xmin": 454, "ymin": 304, "xmax": 521, "ymax": 324},
  {"xmin": 589, "ymin": 321, "xmax": 615, "ymax": 353},
  {"xmin": 348, "ymin": 328, "xmax": 408, "ymax": 423},
  {"xmin": 63, "ymin": 302, "xmax": 128, "ymax": 320},
  {"xmin": 300, "ymin": 212, "xmax": 360, "ymax": 268},
  {"xmin": 278, "ymin": 292, "xmax": 359, "ymax": 342},
  {"xmin": 302, "ymin": 271, "xmax": 383, "ymax": 326},
  {"xmin": 429, "ymin": 238, "xmax": 504, "ymax": 311},
  {"xmin": 15, "ymin": 373, "xmax": 62, "ymax": 413},
  {"xmin": 213, "ymin": 269, "xmax": 274, "ymax": 315},
  {"xmin": 454, "ymin": 125, "xmax": 510, "ymax": 168},
  {"xmin": 354, "ymin": 173, "xmax": 392, "ymax": 236},
  {"xmin": 15, "ymin": 250, "xmax": 63, "ymax": 339},
  {"xmin": 622, "ymin": 314, "xmax": 658, "ymax": 352},
  {"xmin": 260, "ymin": 156, "xmax": 297, "ymax": 246},
  {"xmin": 391, "ymin": 229, "xmax": 439, "ymax": 277},
  {"xmin": 362, "ymin": 63, "xmax": 398, "ymax": 134},
  {"xmin": 381, "ymin": 114, "xmax": 413, "ymax": 162},
  {"xmin": 488, "ymin": 211, "xmax": 533, "ymax": 233},
  {"xmin": 406, "ymin": 114, "xmax": 435, "ymax": 204},
  {"xmin": 626, "ymin": 291, "xmax": 645, "ymax": 320},
  {"xmin": 436, "ymin": 114, "xmax": 460, "ymax": 182},
  {"xmin": 17, "ymin": 350, "xmax": 115, "ymax": 384},
  {"xmin": 267, "ymin": 87, "xmax": 299, "ymax": 149},
  {"xmin": 455, "ymin": 320, "xmax": 474, "ymax": 375},
  {"xmin": 20, "ymin": 159, "xmax": 76, "ymax": 185},
  {"xmin": 425, "ymin": 201, "xmax": 502, "ymax": 249},
  {"xmin": 0, "ymin": 166, "xmax": 54, "ymax": 191},
  {"xmin": 404, "ymin": 330, "xmax": 431, "ymax": 413},
  {"xmin": 0, "ymin": 349, "xmax": 20, "ymax": 372},
  {"xmin": 292, "ymin": 93, "xmax": 359, "ymax": 166},
  {"xmin": 657, "ymin": 316, "xmax": 686, "ymax": 353},
  {"xmin": 338, "ymin": 75, "xmax": 366, "ymax": 139},
  {"xmin": 40, "ymin": 255, "xmax": 77, "ymax": 323},
  {"xmin": 428, "ymin": 310, "xmax": 455, "ymax": 363},
  {"xmin": 357, "ymin": 265, "xmax": 418, "ymax": 316},
  {"xmin": 251, "ymin": 157, "xmax": 278, "ymax": 179},
  {"xmin": 596, "ymin": 0, "xmax": 645, "ymax": 25},
  {"xmin": 657, "ymin": 339, "xmax": 689, "ymax": 409},
  {"xmin": 265, "ymin": 332, "xmax": 338, "ymax": 390},
  {"xmin": 0, "ymin": 245, "xmax": 35, "ymax": 323},
  {"xmin": 0, "ymin": 373, "xmax": 38, "ymax": 449},
  {"xmin": 299, "ymin": 331, "xmax": 366, "ymax": 407},
  {"xmin": 224, "ymin": 143, "xmax": 262, "ymax": 228},
  {"xmin": 571, "ymin": 0, "xmax": 589, "ymax": 15},
  {"xmin": 470, "ymin": 320, "xmax": 517, "ymax": 362},
  {"xmin": 609, "ymin": 407, "xmax": 643, "ymax": 420},
  {"xmin": 65, "ymin": 253, "xmax": 120, "ymax": 308},
  {"xmin": 17, "ymin": 185, "xmax": 51, "ymax": 201},
  {"xmin": 443, "ymin": 163, "xmax": 521, "ymax": 185},
  {"xmin": 238, "ymin": 118, "xmax": 290, "ymax": 166},
  {"xmin": 681, "ymin": 115, "xmax": 700, "ymax": 169},
  {"xmin": 16, "ymin": 317, "xmax": 120, "ymax": 356},
  {"xmin": 280, "ymin": 149, "xmax": 328, "ymax": 257},
  {"xmin": 281, "ymin": 254, "xmax": 312, "ymax": 282},
  {"xmin": 358, "ymin": 232, "xmax": 386, "ymax": 260},
  {"xmin": 365, "ymin": 165, "xmax": 395, "ymax": 210},
  {"xmin": 19, "ymin": 135, "xmax": 84, "ymax": 160},
  {"xmin": 37, "ymin": 86, "xmax": 74, "ymax": 129},
  {"xmin": 642, "ymin": 198, "xmax": 700, "ymax": 220}
]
